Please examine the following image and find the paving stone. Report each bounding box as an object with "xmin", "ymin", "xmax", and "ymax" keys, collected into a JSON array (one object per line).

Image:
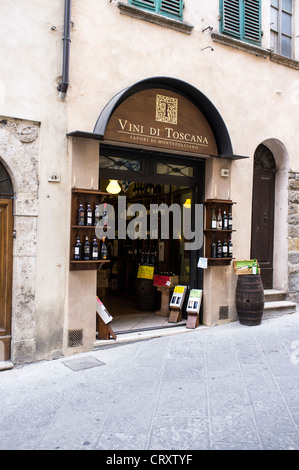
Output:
[{"xmin": 1, "ymin": 312, "xmax": 299, "ymax": 450}]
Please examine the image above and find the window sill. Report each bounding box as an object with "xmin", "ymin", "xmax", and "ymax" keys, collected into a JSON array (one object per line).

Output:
[
  {"xmin": 269, "ymin": 52, "xmax": 299, "ymax": 70},
  {"xmin": 211, "ymin": 32, "xmax": 269, "ymax": 58},
  {"xmin": 117, "ymin": 2, "xmax": 194, "ymax": 35},
  {"xmin": 212, "ymin": 33, "xmax": 299, "ymax": 70}
]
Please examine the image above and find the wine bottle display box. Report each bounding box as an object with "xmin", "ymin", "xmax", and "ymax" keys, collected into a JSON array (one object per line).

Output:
[
  {"xmin": 203, "ymin": 199, "xmax": 236, "ymax": 266},
  {"xmin": 70, "ymin": 188, "xmax": 111, "ymax": 270}
]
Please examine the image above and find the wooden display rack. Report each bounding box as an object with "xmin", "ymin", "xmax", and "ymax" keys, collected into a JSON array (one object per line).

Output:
[
  {"xmin": 203, "ymin": 199, "xmax": 236, "ymax": 266},
  {"xmin": 186, "ymin": 312, "xmax": 200, "ymax": 329},
  {"xmin": 186, "ymin": 289, "xmax": 202, "ymax": 329},
  {"xmin": 96, "ymin": 297, "xmax": 117, "ymax": 340},
  {"xmin": 168, "ymin": 285, "xmax": 187, "ymax": 323},
  {"xmin": 96, "ymin": 315, "xmax": 117, "ymax": 340},
  {"xmin": 70, "ymin": 188, "xmax": 111, "ymax": 270},
  {"xmin": 168, "ymin": 308, "xmax": 183, "ymax": 323}
]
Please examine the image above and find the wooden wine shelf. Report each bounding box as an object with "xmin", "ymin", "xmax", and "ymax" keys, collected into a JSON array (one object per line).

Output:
[
  {"xmin": 70, "ymin": 188, "xmax": 110, "ymax": 271},
  {"xmin": 203, "ymin": 199, "xmax": 236, "ymax": 266},
  {"xmin": 72, "ymin": 188, "xmax": 109, "ymax": 196},
  {"xmin": 70, "ymin": 260, "xmax": 110, "ymax": 271},
  {"xmin": 207, "ymin": 257, "xmax": 235, "ymax": 266}
]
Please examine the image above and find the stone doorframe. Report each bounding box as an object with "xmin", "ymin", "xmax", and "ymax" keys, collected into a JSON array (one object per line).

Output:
[{"xmin": 0, "ymin": 117, "xmax": 40, "ymax": 363}]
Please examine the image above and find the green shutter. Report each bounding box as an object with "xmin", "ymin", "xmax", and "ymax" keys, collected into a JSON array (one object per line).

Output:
[
  {"xmin": 243, "ymin": 0, "xmax": 261, "ymax": 43},
  {"xmin": 130, "ymin": 0, "xmax": 183, "ymax": 20},
  {"xmin": 160, "ymin": 0, "xmax": 183, "ymax": 20},
  {"xmin": 221, "ymin": 0, "xmax": 241, "ymax": 38},
  {"xmin": 130, "ymin": 0, "xmax": 156, "ymax": 13},
  {"xmin": 220, "ymin": 0, "xmax": 261, "ymax": 45}
]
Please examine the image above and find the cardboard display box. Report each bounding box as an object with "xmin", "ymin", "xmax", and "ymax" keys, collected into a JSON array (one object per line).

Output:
[
  {"xmin": 233, "ymin": 260, "xmax": 260, "ymax": 275},
  {"xmin": 153, "ymin": 275, "xmax": 179, "ymax": 288}
]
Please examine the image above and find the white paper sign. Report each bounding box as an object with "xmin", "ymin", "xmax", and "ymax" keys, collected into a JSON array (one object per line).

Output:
[
  {"xmin": 197, "ymin": 257, "xmax": 208, "ymax": 269},
  {"xmin": 96, "ymin": 297, "xmax": 113, "ymax": 324}
]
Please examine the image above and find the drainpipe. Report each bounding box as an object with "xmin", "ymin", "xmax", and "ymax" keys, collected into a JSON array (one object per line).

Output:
[{"xmin": 58, "ymin": 0, "xmax": 71, "ymax": 99}]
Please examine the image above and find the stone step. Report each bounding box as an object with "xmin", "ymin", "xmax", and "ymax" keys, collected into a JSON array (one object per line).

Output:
[
  {"xmin": 263, "ymin": 300, "xmax": 297, "ymax": 319},
  {"xmin": 264, "ymin": 289, "xmax": 287, "ymax": 302},
  {"xmin": 0, "ymin": 361, "xmax": 14, "ymax": 371}
]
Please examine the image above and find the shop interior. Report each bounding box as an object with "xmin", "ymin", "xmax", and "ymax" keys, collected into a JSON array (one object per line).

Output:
[{"xmin": 95, "ymin": 147, "xmax": 204, "ymax": 335}]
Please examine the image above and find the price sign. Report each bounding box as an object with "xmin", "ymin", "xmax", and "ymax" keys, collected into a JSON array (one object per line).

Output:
[{"xmin": 137, "ymin": 265, "xmax": 155, "ymax": 280}]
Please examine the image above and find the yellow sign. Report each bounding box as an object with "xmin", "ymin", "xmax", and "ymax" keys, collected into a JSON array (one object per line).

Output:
[
  {"xmin": 137, "ymin": 265, "xmax": 155, "ymax": 280},
  {"xmin": 174, "ymin": 286, "xmax": 185, "ymax": 294}
]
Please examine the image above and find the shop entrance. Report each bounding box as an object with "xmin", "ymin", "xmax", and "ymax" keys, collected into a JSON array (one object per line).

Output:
[{"xmin": 98, "ymin": 145, "xmax": 204, "ymax": 333}]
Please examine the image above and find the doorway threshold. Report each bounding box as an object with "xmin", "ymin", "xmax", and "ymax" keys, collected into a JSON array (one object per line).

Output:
[
  {"xmin": 94, "ymin": 322, "xmax": 207, "ymax": 349},
  {"xmin": 115, "ymin": 321, "xmax": 187, "ymax": 335}
]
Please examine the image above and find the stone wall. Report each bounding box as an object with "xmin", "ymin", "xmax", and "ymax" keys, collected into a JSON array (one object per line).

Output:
[
  {"xmin": 288, "ymin": 171, "xmax": 299, "ymax": 303},
  {"xmin": 0, "ymin": 117, "xmax": 40, "ymax": 363}
]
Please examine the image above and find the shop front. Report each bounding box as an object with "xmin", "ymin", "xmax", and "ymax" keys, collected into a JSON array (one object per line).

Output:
[{"xmin": 66, "ymin": 77, "xmax": 246, "ymax": 354}]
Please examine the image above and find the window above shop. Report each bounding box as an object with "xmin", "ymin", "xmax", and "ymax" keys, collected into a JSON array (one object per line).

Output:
[
  {"xmin": 271, "ymin": 0, "xmax": 293, "ymax": 59},
  {"xmin": 219, "ymin": 0, "xmax": 261, "ymax": 46},
  {"xmin": 129, "ymin": 0, "xmax": 183, "ymax": 21},
  {"xmin": 117, "ymin": 1, "xmax": 193, "ymax": 34}
]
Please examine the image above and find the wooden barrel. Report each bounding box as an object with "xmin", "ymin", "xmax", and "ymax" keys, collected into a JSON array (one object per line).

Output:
[
  {"xmin": 235, "ymin": 275, "xmax": 264, "ymax": 326},
  {"xmin": 135, "ymin": 278, "xmax": 159, "ymax": 311}
]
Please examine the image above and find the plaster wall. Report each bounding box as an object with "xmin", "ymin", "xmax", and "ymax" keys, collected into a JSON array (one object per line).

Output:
[
  {"xmin": 65, "ymin": 138, "xmax": 100, "ymax": 355},
  {"xmin": 0, "ymin": 1, "xmax": 70, "ymax": 360}
]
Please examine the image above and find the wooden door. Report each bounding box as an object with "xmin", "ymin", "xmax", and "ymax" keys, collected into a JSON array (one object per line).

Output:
[
  {"xmin": 251, "ymin": 145, "xmax": 276, "ymax": 289},
  {"xmin": 0, "ymin": 199, "xmax": 13, "ymax": 361}
]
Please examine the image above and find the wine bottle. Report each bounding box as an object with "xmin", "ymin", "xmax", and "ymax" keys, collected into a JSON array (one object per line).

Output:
[
  {"xmin": 139, "ymin": 240, "xmax": 143, "ymax": 259},
  {"xmin": 74, "ymin": 235, "xmax": 82, "ymax": 260},
  {"xmin": 228, "ymin": 238, "xmax": 233, "ymax": 258},
  {"xmin": 217, "ymin": 240, "xmax": 222, "ymax": 258},
  {"xmin": 86, "ymin": 203, "xmax": 93, "ymax": 226},
  {"xmin": 217, "ymin": 209, "xmax": 222, "ymax": 229},
  {"xmin": 222, "ymin": 238, "xmax": 228, "ymax": 257},
  {"xmin": 228, "ymin": 212, "xmax": 233, "ymax": 230},
  {"xmin": 211, "ymin": 238, "xmax": 217, "ymax": 258},
  {"xmin": 133, "ymin": 240, "xmax": 138, "ymax": 257},
  {"xmin": 211, "ymin": 209, "xmax": 217, "ymax": 229},
  {"xmin": 92, "ymin": 236, "xmax": 99, "ymax": 260},
  {"xmin": 150, "ymin": 242, "xmax": 158, "ymax": 265},
  {"xmin": 83, "ymin": 235, "xmax": 91, "ymax": 260},
  {"xmin": 145, "ymin": 241, "xmax": 150, "ymax": 264},
  {"xmin": 78, "ymin": 203, "xmax": 85, "ymax": 226},
  {"xmin": 102, "ymin": 202, "xmax": 108, "ymax": 228},
  {"xmin": 252, "ymin": 259, "xmax": 259, "ymax": 275},
  {"xmin": 94, "ymin": 204, "xmax": 100, "ymax": 226},
  {"xmin": 100, "ymin": 237, "xmax": 108, "ymax": 260},
  {"xmin": 222, "ymin": 211, "xmax": 228, "ymax": 230}
]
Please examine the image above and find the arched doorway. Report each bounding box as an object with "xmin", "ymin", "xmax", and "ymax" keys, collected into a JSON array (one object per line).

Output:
[
  {"xmin": 251, "ymin": 144, "xmax": 276, "ymax": 288},
  {"xmin": 0, "ymin": 161, "xmax": 13, "ymax": 361}
]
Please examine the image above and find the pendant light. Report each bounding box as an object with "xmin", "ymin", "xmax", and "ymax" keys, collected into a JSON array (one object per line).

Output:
[
  {"xmin": 183, "ymin": 198, "xmax": 191, "ymax": 208},
  {"xmin": 106, "ymin": 180, "xmax": 121, "ymax": 194}
]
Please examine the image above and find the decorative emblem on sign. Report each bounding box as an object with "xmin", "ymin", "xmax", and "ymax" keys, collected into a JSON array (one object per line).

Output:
[{"xmin": 156, "ymin": 94, "xmax": 178, "ymax": 125}]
